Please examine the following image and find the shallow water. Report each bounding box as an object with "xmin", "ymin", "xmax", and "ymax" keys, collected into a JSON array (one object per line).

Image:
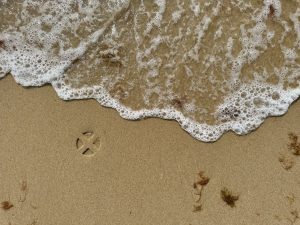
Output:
[{"xmin": 0, "ymin": 0, "xmax": 299, "ymax": 142}]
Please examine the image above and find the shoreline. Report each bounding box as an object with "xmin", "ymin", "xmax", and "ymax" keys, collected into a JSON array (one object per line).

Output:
[{"xmin": 0, "ymin": 74, "xmax": 300, "ymax": 225}]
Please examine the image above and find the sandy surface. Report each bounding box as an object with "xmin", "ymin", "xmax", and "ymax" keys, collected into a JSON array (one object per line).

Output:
[{"xmin": 0, "ymin": 74, "xmax": 300, "ymax": 225}]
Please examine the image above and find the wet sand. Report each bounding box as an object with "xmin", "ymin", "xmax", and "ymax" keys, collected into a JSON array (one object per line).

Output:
[{"xmin": 0, "ymin": 74, "xmax": 300, "ymax": 225}]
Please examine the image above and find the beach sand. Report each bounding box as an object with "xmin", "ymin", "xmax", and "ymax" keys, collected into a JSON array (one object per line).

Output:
[{"xmin": 0, "ymin": 74, "xmax": 300, "ymax": 225}]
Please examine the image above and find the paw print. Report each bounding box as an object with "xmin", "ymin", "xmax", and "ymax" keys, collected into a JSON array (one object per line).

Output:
[{"xmin": 76, "ymin": 131, "xmax": 100, "ymax": 156}]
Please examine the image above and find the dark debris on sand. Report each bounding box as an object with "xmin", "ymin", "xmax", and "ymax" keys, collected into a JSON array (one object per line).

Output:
[
  {"xmin": 220, "ymin": 187, "xmax": 239, "ymax": 208},
  {"xmin": 192, "ymin": 171, "xmax": 210, "ymax": 212},
  {"xmin": 0, "ymin": 40, "xmax": 5, "ymax": 49},
  {"xmin": 288, "ymin": 133, "xmax": 300, "ymax": 156},
  {"xmin": 1, "ymin": 201, "xmax": 13, "ymax": 211}
]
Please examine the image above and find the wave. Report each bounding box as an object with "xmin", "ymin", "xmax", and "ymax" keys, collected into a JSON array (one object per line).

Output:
[{"xmin": 0, "ymin": 0, "xmax": 299, "ymax": 142}]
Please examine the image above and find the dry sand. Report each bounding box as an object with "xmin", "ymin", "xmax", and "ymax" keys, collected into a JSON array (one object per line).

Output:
[{"xmin": 0, "ymin": 74, "xmax": 300, "ymax": 225}]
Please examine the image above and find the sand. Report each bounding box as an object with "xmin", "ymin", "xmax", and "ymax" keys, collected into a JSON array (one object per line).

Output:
[{"xmin": 0, "ymin": 74, "xmax": 300, "ymax": 225}]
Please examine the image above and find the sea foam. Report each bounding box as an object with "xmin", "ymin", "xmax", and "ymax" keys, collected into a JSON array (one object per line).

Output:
[{"xmin": 0, "ymin": 0, "xmax": 299, "ymax": 142}]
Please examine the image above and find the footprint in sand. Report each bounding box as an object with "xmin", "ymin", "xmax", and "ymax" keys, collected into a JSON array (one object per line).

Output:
[{"xmin": 76, "ymin": 131, "xmax": 101, "ymax": 157}]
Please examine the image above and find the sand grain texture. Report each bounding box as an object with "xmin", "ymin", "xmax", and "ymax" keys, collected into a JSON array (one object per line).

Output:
[{"xmin": 0, "ymin": 75, "xmax": 300, "ymax": 225}]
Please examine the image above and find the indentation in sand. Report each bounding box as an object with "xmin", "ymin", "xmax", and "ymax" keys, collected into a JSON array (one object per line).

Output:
[{"xmin": 76, "ymin": 131, "xmax": 101, "ymax": 157}]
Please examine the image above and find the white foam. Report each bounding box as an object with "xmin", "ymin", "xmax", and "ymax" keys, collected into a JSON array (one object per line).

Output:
[{"xmin": 0, "ymin": 0, "xmax": 299, "ymax": 142}]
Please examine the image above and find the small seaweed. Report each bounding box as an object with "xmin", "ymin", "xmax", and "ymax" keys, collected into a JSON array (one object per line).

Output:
[
  {"xmin": 288, "ymin": 133, "xmax": 300, "ymax": 156},
  {"xmin": 171, "ymin": 98, "xmax": 184, "ymax": 109},
  {"xmin": 192, "ymin": 171, "xmax": 210, "ymax": 212},
  {"xmin": 220, "ymin": 187, "xmax": 239, "ymax": 208},
  {"xmin": 1, "ymin": 201, "xmax": 13, "ymax": 211},
  {"xmin": 0, "ymin": 40, "xmax": 5, "ymax": 49},
  {"xmin": 278, "ymin": 154, "xmax": 295, "ymax": 170},
  {"xmin": 193, "ymin": 171, "xmax": 210, "ymax": 189},
  {"xmin": 71, "ymin": 57, "xmax": 81, "ymax": 65},
  {"xmin": 171, "ymin": 96, "xmax": 188, "ymax": 109},
  {"xmin": 268, "ymin": 4, "xmax": 275, "ymax": 18},
  {"xmin": 192, "ymin": 205, "xmax": 202, "ymax": 212}
]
